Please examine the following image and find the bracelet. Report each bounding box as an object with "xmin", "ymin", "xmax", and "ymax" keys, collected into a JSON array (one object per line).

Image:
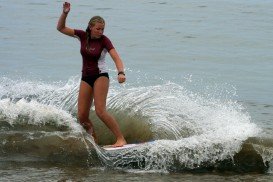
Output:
[
  {"xmin": 63, "ymin": 11, "xmax": 68, "ymax": 14},
  {"xmin": 118, "ymin": 71, "xmax": 125, "ymax": 76}
]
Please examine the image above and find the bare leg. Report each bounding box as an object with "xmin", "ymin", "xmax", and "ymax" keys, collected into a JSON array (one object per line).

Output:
[
  {"xmin": 78, "ymin": 81, "xmax": 97, "ymax": 143},
  {"xmin": 93, "ymin": 76, "xmax": 127, "ymax": 147}
]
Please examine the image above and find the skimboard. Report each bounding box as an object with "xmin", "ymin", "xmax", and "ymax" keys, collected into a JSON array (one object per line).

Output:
[{"xmin": 102, "ymin": 141, "xmax": 154, "ymax": 151}]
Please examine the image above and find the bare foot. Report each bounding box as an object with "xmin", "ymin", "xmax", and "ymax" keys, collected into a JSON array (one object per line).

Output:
[{"xmin": 112, "ymin": 138, "xmax": 127, "ymax": 147}]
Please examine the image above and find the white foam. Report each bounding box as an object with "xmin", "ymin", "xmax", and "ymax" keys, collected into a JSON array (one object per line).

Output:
[
  {"xmin": 0, "ymin": 98, "xmax": 80, "ymax": 131},
  {"xmin": 0, "ymin": 77, "xmax": 263, "ymax": 170},
  {"xmin": 102, "ymin": 82, "xmax": 261, "ymax": 170}
]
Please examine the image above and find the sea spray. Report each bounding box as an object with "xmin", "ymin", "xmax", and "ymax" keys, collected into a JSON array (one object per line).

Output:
[
  {"xmin": 0, "ymin": 76, "xmax": 269, "ymax": 172},
  {"xmin": 97, "ymin": 82, "xmax": 261, "ymax": 171}
]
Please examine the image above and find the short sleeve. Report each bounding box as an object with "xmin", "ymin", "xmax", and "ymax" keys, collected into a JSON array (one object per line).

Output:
[
  {"xmin": 74, "ymin": 29, "xmax": 86, "ymax": 41},
  {"xmin": 102, "ymin": 35, "xmax": 114, "ymax": 51}
]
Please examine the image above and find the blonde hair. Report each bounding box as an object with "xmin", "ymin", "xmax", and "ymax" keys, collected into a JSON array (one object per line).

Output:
[
  {"xmin": 85, "ymin": 16, "xmax": 105, "ymax": 49},
  {"xmin": 88, "ymin": 16, "xmax": 105, "ymax": 27}
]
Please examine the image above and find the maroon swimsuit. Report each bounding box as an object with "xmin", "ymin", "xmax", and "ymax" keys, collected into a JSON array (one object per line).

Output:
[{"xmin": 74, "ymin": 29, "xmax": 114, "ymax": 87}]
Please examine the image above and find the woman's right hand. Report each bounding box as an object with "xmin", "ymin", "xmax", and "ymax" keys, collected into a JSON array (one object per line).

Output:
[{"xmin": 63, "ymin": 2, "xmax": 71, "ymax": 14}]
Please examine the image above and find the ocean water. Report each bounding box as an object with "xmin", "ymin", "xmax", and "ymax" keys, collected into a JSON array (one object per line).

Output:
[{"xmin": 1, "ymin": 0, "xmax": 273, "ymax": 181}]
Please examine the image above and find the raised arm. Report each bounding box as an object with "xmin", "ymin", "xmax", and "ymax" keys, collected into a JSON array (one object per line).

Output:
[{"xmin": 57, "ymin": 2, "xmax": 74, "ymax": 37}]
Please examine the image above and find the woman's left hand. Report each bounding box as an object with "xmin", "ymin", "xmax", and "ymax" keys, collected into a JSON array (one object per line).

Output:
[{"xmin": 118, "ymin": 74, "xmax": 126, "ymax": 83}]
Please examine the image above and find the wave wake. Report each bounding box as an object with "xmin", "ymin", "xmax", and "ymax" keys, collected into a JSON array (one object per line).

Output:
[{"xmin": 0, "ymin": 76, "xmax": 272, "ymax": 173}]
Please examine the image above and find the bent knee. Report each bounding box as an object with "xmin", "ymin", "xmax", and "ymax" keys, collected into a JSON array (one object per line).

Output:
[{"xmin": 95, "ymin": 108, "xmax": 106, "ymax": 118}]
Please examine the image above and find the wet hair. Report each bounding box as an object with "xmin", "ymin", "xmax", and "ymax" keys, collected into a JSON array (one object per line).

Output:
[{"xmin": 85, "ymin": 16, "xmax": 105, "ymax": 50}]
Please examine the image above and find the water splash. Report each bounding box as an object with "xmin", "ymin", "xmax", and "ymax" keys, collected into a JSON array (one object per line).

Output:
[
  {"xmin": 96, "ymin": 82, "xmax": 261, "ymax": 171},
  {"xmin": 0, "ymin": 76, "xmax": 269, "ymax": 172}
]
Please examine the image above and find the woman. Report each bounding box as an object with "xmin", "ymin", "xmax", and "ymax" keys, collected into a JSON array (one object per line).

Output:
[{"xmin": 57, "ymin": 2, "xmax": 127, "ymax": 147}]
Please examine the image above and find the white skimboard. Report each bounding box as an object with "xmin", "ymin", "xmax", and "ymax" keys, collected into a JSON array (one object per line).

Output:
[{"xmin": 102, "ymin": 141, "xmax": 154, "ymax": 151}]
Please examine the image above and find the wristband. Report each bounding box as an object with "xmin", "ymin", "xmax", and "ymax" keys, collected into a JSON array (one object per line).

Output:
[{"xmin": 118, "ymin": 71, "xmax": 125, "ymax": 76}]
